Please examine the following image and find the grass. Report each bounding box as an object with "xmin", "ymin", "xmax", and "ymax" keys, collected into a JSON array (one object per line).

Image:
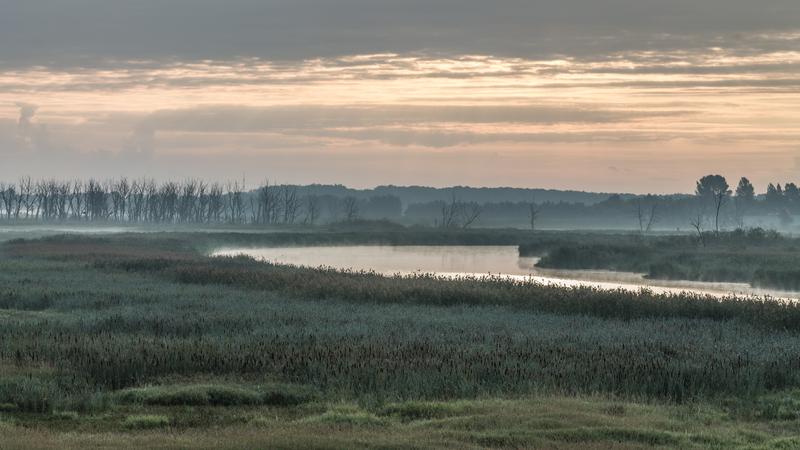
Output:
[
  {"xmin": 528, "ymin": 228, "xmax": 800, "ymax": 290},
  {"xmin": 3, "ymin": 396, "xmax": 800, "ymax": 449},
  {"xmin": 123, "ymin": 414, "xmax": 172, "ymax": 430},
  {"xmin": 4, "ymin": 252, "xmax": 800, "ymax": 403},
  {"xmin": 381, "ymin": 400, "xmax": 469, "ymax": 422},
  {"xmin": 3, "ymin": 229, "xmax": 800, "ymax": 448},
  {"xmin": 115, "ymin": 383, "xmax": 317, "ymax": 407}
]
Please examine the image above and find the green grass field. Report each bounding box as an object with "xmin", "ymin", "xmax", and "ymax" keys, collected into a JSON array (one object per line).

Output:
[{"xmin": 2, "ymin": 230, "xmax": 800, "ymax": 449}]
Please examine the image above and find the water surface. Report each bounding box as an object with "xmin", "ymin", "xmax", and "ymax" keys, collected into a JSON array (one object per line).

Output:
[{"xmin": 213, "ymin": 245, "xmax": 800, "ymax": 300}]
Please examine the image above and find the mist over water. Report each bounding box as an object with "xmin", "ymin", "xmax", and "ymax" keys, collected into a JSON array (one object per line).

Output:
[{"xmin": 214, "ymin": 245, "xmax": 800, "ymax": 300}]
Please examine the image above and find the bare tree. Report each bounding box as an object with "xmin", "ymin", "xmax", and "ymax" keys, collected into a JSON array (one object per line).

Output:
[
  {"xmin": 459, "ymin": 202, "xmax": 482, "ymax": 229},
  {"xmin": 438, "ymin": 193, "xmax": 459, "ymax": 228},
  {"xmin": 689, "ymin": 211, "xmax": 706, "ymax": 247},
  {"xmin": 18, "ymin": 177, "xmax": 34, "ymax": 219},
  {"xmin": 177, "ymin": 179, "xmax": 198, "ymax": 223},
  {"xmin": 207, "ymin": 183, "xmax": 225, "ymax": 223},
  {"xmin": 225, "ymin": 181, "xmax": 245, "ymax": 224},
  {"xmin": 34, "ymin": 180, "xmax": 48, "ymax": 220},
  {"xmin": 128, "ymin": 179, "xmax": 145, "ymax": 222},
  {"xmin": 437, "ymin": 192, "xmax": 484, "ymax": 229},
  {"xmin": 281, "ymin": 185, "xmax": 300, "ymax": 224},
  {"xmin": 634, "ymin": 199, "xmax": 658, "ymax": 235},
  {"xmin": 69, "ymin": 180, "xmax": 84, "ymax": 220},
  {"xmin": 303, "ymin": 194, "xmax": 321, "ymax": 225},
  {"xmin": 342, "ymin": 196, "xmax": 360, "ymax": 222},
  {"xmin": 0, "ymin": 183, "xmax": 16, "ymax": 220},
  {"xmin": 144, "ymin": 179, "xmax": 159, "ymax": 222},
  {"xmin": 528, "ymin": 198, "xmax": 542, "ymax": 231},
  {"xmin": 195, "ymin": 180, "xmax": 208, "ymax": 223},
  {"xmin": 253, "ymin": 181, "xmax": 277, "ymax": 224},
  {"xmin": 713, "ymin": 191, "xmax": 728, "ymax": 232},
  {"xmin": 55, "ymin": 180, "xmax": 70, "ymax": 220},
  {"xmin": 159, "ymin": 181, "xmax": 179, "ymax": 223},
  {"xmin": 110, "ymin": 178, "xmax": 130, "ymax": 221}
]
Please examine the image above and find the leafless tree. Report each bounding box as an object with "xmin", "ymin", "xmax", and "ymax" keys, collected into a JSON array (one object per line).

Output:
[
  {"xmin": 252, "ymin": 181, "xmax": 276, "ymax": 224},
  {"xmin": 303, "ymin": 194, "xmax": 321, "ymax": 225},
  {"xmin": 342, "ymin": 196, "xmax": 360, "ymax": 222},
  {"xmin": 226, "ymin": 181, "xmax": 245, "ymax": 224},
  {"xmin": 110, "ymin": 178, "xmax": 130, "ymax": 221},
  {"xmin": 437, "ymin": 192, "xmax": 483, "ymax": 229},
  {"xmin": 177, "ymin": 179, "xmax": 198, "ymax": 223},
  {"xmin": 439, "ymin": 193, "xmax": 460, "ymax": 228},
  {"xmin": 55, "ymin": 180, "xmax": 70, "ymax": 220},
  {"xmin": 159, "ymin": 182, "xmax": 179, "ymax": 223},
  {"xmin": 635, "ymin": 199, "xmax": 658, "ymax": 235},
  {"xmin": 460, "ymin": 201, "xmax": 482, "ymax": 229},
  {"xmin": 713, "ymin": 191, "xmax": 728, "ymax": 233},
  {"xmin": 34, "ymin": 180, "xmax": 48, "ymax": 220},
  {"xmin": 69, "ymin": 180, "xmax": 84, "ymax": 220},
  {"xmin": 18, "ymin": 177, "xmax": 34, "ymax": 219},
  {"xmin": 0, "ymin": 183, "xmax": 16, "ymax": 220},
  {"xmin": 85, "ymin": 179, "xmax": 109, "ymax": 221},
  {"xmin": 195, "ymin": 180, "xmax": 208, "ymax": 223},
  {"xmin": 281, "ymin": 185, "xmax": 300, "ymax": 224},
  {"xmin": 146, "ymin": 181, "xmax": 159, "ymax": 222},
  {"xmin": 689, "ymin": 212, "xmax": 706, "ymax": 247},
  {"xmin": 528, "ymin": 198, "xmax": 542, "ymax": 231},
  {"xmin": 128, "ymin": 179, "xmax": 145, "ymax": 222},
  {"xmin": 207, "ymin": 183, "xmax": 225, "ymax": 223}
]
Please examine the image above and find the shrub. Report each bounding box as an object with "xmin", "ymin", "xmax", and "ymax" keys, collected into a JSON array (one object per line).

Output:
[
  {"xmin": 115, "ymin": 383, "xmax": 316, "ymax": 407},
  {"xmin": 0, "ymin": 377, "xmax": 56, "ymax": 414}
]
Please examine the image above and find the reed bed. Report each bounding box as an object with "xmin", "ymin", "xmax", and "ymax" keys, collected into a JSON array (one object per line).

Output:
[
  {"xmin": 3, "ymin": 233, "xmax": 800, "ymax": 416},
  {"xmin": 529, "ymin": 228, "xmax": 800, "ymax": 290}
]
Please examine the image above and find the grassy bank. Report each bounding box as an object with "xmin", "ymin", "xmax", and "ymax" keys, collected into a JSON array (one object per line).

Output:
[
  {"xmin": 3, "ymin": 231, "xmax": 800, "ymax": 448},
  {"xmin": 524, "ymin": 229, "xmax": 800, "ymax": 291},
  {"xmin": 4, "ymin": 395, "xmax": 800, "ymax": 449}
]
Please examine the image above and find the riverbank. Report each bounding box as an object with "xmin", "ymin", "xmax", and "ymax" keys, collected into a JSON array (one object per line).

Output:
[{"xmin": 522, "ymin": 228, "xmax": 800, "ymax": 291}]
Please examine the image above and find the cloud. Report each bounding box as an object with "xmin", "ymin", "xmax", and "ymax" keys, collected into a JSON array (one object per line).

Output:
[
  {"xmin": 110, "ymin": 104, "xmax": 696, "ymax": 148},
  {"xmin": 13, "ymin": 102, "xmax": 39, "ymax": 151},
  {"xmin": 140, "ymin": 104, "xmax": 689, "ymax": 131},
  {"xmin": 0, "ymin": 5, "xmax": 798, "ymax": 194},
  {"xmin": 15, "ymin": 102, "xmax": 37, "ymax": 127},
  {"xmin": 2, "ymin": 1, "xmax": 800, "ymax": 68},
  {"xmin": 3, "ymin": 48, "xmax": 800, "ymax": 99}
]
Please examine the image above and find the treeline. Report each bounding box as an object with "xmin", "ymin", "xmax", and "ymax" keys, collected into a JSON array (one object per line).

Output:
[
  {"xmin": 1, "ymin": 175, "xmax": 798, "ymax": 230},
  {"xmin": 409, "ymin": 175, "xmax": 800, "ymax": 230},
  {"xmin": 0, "ymin": 178, "xmax": 402, "ymax": 225}
]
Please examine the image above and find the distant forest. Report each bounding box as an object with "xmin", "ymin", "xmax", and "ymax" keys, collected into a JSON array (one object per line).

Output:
[{"xmin": 0, "ymin": 175, "xmax": 797, "ymax": 231}]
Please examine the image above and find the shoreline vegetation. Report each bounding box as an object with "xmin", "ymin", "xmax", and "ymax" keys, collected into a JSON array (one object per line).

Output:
[
  {"xmin": 522, "ymin": 228, "xmax": 800, "ymax": 291},
  {"xmin": 3, "ymin": 222, "xmax": 796, "ymax": 290},
  {"xmin": 3, "ymin": 229, "xmax": 800, "ymax": 448}
]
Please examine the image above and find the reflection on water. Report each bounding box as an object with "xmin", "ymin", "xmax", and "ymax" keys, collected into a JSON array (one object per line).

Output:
[{"xmin": 213, "ymin": 245, "xmax": 800, "ymax": 300}]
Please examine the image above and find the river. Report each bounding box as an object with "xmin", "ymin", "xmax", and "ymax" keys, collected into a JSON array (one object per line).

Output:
[{"xmin": 212, "ymin": 245, "xmax": 800, "ymax": 300}]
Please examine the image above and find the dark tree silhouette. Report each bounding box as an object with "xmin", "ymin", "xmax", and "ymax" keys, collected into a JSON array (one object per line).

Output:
[
  {"xmin": 734, "ymin": 177, "xmax": 755, "ymax": 228},
  {"xmin": 695, "ymin": 175, "xmax": 730, "ymax": 232}
]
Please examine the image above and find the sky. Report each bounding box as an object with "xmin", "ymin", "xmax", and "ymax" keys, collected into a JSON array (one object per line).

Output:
[{"xmin": 1, "ymin": 0, "xmax": 799, "ymax": 193}]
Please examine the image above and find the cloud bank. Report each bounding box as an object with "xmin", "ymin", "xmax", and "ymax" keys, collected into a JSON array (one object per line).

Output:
[{"xmin": 0, "ymin": 1, "xmax": 798, "ymax": 192}]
